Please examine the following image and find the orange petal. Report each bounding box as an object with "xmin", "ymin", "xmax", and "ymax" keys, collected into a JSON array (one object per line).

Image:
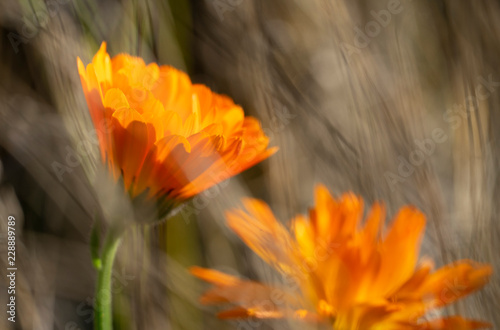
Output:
[
  {"xmin": 148, "ymin": 136, "xmax": 191, "ymax": 197},
  {"xmin": 190, "ymin": 266, "xmax": 240, "ymax": 287},
  {"xmin": 221, "ymin": 106, "xmax": 244, "ymax": 136},
  {"xmin": 103, "ymin": 88, "xmax": 129, "ymax": 110},
  {"xmin": 419, "ymin": 260, "xmax": 492, "ymax": 308},
  {"xmin": 132, "ymin": 136, "xmax": 190, "ymax": 198},
  {"xmin": 362, "ymin": 202, "xmax": 385, "ymax": 243},
  {"xmin": 373, "ymin": 206, "xmax": 426, "ymax": 297},
  {"xmin": 217, "ymin": 307, "xmax": 322, "ymax": 322},
  {"xmin": 190, "ymin": 267, "xmax": 300, "ymax": 308},
  {"xmin": 151, "ymin": 66, "xmax": 192, "ymax": 119},
  {"xmin": 92, "ymin": 42, "xmax": 112, "ymax": 89},
  {"xmin": 226, "ymin": 199, "xmax": 300, "ymax": 276},
  {"xmin": 217, "ymin": 307, "xmax": 284, "ymax": 320},
  {"xmin": 110, "ymin": 109, "xmax": 151, "ymax": 187},
  {"xmin": 417, "ymin": 316, "xmax": 492, "ymax": 329},
  {"xmin": 393, "ymin": 259, "xmax": 434, "ymax": 302},
  {"xmin": 293, "ymin": 215, "xmax": 316, "ymax": 260}
]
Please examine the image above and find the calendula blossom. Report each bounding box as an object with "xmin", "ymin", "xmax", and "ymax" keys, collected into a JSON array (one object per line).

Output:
[
  {"xmin": 77, "ymin": 42, "xmax": 276, "ymax": 202},
  {"xmin": 78, "ymin": 42, "xmax": 277, "ymax": 330},
  {"xmin": 191, "ymin": 185, "xmax": 492, "ymax": 329}
]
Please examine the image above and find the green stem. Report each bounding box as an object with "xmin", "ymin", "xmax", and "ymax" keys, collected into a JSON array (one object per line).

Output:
[{"xmin": 95, "ymin": 229, "xmax": 122, "ymax": 330}]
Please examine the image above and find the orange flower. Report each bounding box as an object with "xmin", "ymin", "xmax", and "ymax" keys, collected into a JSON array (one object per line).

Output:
[
  {"xmin": 77, "ymin": 42, "xmax": 276, "ymax": 202},
  {"xmin": 191, "ymin": 185, "xmax": 492, "ymax": 329}
]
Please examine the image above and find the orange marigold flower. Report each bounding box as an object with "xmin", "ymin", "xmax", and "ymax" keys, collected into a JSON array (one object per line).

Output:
[
  {"xmin": 191, "ymin": 185, "xmax": 492, "ymax": 329},
  {"xmin": 77, "ymin": 42, "xmax": 277, "ymax": 202}
]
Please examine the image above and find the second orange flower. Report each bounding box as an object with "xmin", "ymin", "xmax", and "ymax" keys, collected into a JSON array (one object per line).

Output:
[{"xmin": 192, "ymin": 185, "xmax": 492, "ymax": 329}]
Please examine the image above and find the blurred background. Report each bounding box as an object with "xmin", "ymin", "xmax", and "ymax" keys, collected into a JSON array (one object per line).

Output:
[{"xmin": 0, "ymin": 0, "xmax": 499, "ymax": 329}]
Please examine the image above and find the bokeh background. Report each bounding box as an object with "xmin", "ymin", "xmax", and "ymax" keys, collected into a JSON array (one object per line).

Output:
[{"xmin": 0, "ymin": 0, "xmax": 499, "ymax": 329}]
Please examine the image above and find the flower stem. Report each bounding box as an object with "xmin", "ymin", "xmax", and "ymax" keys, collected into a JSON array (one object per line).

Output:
[{"xmin": 95, "ymin": 228, "xmax": 122, "ymax": 330}]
